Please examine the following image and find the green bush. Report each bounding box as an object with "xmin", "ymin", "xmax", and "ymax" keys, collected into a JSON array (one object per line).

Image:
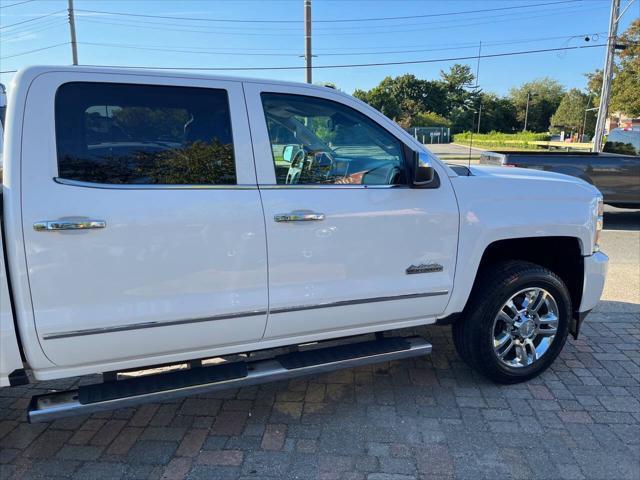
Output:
[
  {"xmin": 452, "ymin": 131, "xmax": 551, "ymax": 150},
  {"xmin": 411, "ymin": 111, "xmax": 451, "ymax": 127},
  {"xmin": 454, "ymin": 131, "xmax": 550, "ymax": 143}
]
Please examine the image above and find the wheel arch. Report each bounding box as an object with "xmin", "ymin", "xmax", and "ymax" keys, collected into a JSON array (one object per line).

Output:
[{"xmin": 446, "ymin": 236, "xmax": 584, "ymax": 337}]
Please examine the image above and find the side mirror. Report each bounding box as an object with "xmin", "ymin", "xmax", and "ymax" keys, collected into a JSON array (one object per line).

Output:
[
  {"xmin": 413, "ymin": 151, "xmax": 435, "ymax": 186},
  {"xmin": 282, "ymin": 145, "xmax": 295, "ymax": 163}
]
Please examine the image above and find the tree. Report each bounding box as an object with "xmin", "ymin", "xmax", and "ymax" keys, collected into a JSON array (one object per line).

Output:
[
  {"xmin": 586, "ymin": 19, "xmax": 640, "ymax": 117},
  {"xmin": 476, "ymin": 93, "xmax": 519, "ymax": 133},
  {"xmin": 508, "ymin": 78, "xmax": 565, "ymax": 132},
  {"xmin": 353, "ymin": 74, "xmax": 449, "ymax": 127},
  {"xmin": 586, "ymin": 69, "xmax": 603, "ymax": 100},
  {"xmin": 112, "ymin": 107, "xmax": 189, "ymax": 141},
  {"xmin": 612, "ymin": 18, "xmax": 640, "ymax": 116},
  {"xmin": 439, "ymin": 64, "xmax": 479, "ymax": 132},
  {"xmin": 440, "ymin": 64, "xmax": 475, "ymax": 90},
  {"xmin": 412, "ymin": 111, "xmax": 451, "ymax": 127},
  {"xmin": 550, "ymin": 89, "xmax": 595, "ymax": 136}
]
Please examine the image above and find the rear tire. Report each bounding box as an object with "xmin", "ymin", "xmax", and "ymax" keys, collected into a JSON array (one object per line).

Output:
[{"xmin": 452, "ymin": 261, "xmax": 571, "ymax": 384}]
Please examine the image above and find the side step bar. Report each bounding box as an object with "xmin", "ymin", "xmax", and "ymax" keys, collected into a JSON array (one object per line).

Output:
[{"xmin": 28, "ymin": 336, "xmax": 431, "ymax": 423}]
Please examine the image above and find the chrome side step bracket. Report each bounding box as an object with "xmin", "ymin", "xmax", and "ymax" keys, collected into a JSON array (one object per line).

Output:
[{"xmin": 28, "ymin": 336, "xmax": 431, "ymax": 423}]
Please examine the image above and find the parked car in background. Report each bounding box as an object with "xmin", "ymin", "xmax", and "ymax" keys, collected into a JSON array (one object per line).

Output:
[
  {"xmin": 1, "ymin": 66, "xmax": 607, "ymax": 422},
  {"xmin": 480, "ymin": 131, "xmax": 640, "ymax": 208}
]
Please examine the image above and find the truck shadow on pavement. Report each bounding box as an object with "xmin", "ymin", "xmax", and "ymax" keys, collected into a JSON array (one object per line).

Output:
[{"xmin": 0, "ymin": 303, "xmax": 638, "ymax": 480}]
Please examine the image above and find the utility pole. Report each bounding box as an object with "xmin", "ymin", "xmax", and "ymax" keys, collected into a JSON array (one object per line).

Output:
[
  {"xmin": 468, "ymin": 41, "xmax": 482, "ymax": 163},
  {"xmin": 68, "ymin": 0, "xmax": 78, "ymax": 65},
  {"xmin": 304, "ymin": 0, "xmax": 312, "ymax": 83},
  {"xmin": 593, "ymin": 0, "xmax": 620, "ymax": 152},
  {"xmin": 475, "ymin": 41, "xmax": 482, "ymax": 134}
]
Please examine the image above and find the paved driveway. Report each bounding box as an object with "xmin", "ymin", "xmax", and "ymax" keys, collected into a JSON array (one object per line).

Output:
[{"xmin": 1, "ymin": 210, "xmax": 638, "ymax": 480}]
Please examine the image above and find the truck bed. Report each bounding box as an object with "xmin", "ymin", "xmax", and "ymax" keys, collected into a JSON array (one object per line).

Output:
[{"xmin": 479, "ymin": 150, "xmax": 640, "ymax": 208}]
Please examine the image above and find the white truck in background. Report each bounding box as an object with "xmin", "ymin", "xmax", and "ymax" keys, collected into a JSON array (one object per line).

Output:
[{"xmin": 0, "ymin": 66, "xmax": 607, "ymax": 422}]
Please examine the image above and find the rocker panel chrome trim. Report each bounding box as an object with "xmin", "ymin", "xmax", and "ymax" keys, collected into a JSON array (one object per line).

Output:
[
  {"xmin": 42, "ymin": 310, "xmax": 267, "ymax": 340},
  {"xmin": 269, "ymin": 291, "xmax": 449, "ymax": 314},
  {"xmin": 42, "ymin": 291, "xmax": 448, "ymax": 340}
]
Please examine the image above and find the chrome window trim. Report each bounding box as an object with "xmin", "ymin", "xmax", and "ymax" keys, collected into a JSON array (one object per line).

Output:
[
  {"xmin": 54, "ymin": 178, "xmax": 410, "ymax": 191},
  {"xmin": 257, "ymin": 184, "xmax": 408, "ymax": 190},
  {"xmin": 54, "ymin": 177, "xmax": 258, "ymax": 190},
  {"xmin": 42, "ymin": 290, "xmax": 448, "ymax": 340}
]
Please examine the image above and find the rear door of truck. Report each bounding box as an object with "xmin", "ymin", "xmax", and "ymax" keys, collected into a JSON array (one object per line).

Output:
[{"xmin": 19, "ymin": 71, "xmax": 268, "ymax": 368}]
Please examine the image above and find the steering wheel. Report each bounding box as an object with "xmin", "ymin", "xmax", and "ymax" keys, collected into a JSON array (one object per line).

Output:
[
  {"xmin": 285, "ymin": 147, "xmax": 306, "ymax": 185},
  {"xmin": 359, "ymin": 164, "xmax": 402, "ymax": 185}
]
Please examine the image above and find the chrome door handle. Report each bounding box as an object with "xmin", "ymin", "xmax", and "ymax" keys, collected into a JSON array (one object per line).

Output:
[
  {"xmin": 274, "ymin": 211, "xmax": 325, "ymax": 223},
  {"xmin": 34, "ymin": 219, "xmax": 106, "ymax": 231}
]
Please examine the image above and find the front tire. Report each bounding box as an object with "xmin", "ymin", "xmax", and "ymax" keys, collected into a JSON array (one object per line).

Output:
[{"xmin": 452, "ymin": 261, "xmax": 571, "ymax": 384}]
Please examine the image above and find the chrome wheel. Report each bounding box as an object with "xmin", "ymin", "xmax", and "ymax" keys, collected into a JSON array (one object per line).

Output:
[{"xmin": 491, "ymin": 287, "xmax": 559, "ymax": 368}]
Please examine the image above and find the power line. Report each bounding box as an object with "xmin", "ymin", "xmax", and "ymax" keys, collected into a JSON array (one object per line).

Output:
[
  {"xmin": 0, "ymin": 14, "xmax": 61, "ymax": 35},
  {"xmin": 0, "ymin": 18, "xmax": 67, "ymax": 38},
  {"xmin": 73, "ymin": 3, "xmax": 596, "ymax": 34},
  {"xmin": 0, "ymin": 0, "xmax": 36, "ymax": 9},
  {"xmin": 311, "ymin": 32, "xmax": 608, "ymax": 52},
  {"xmin": 316, "ymin": 33, "xmax": 604, "ymax": 56},
  {"xmin": 80, "ymin": 44, "xmax": 605, "ymax": 72},
  {"xmin": 76, "ymin": 6, "xmax": 604, "ymax": 38},
  {"xmin": 79, "ymin": 41, "xmax": 299, "ymax": 56},
  {"xmin": 315, "ymin": 0, "xmax": 585, "ymax": 22},
  {"xmin": 0, "ymin": 41, "xmax": 69, "ymax": 60},
  {"xmin": 75, "ymin": 1, "xmax": 582, "ymax": 24},
  {"xmin": 77, "ymin": 33, "xmax": 603, "ymax": 58},
  {"xmin": 0, "ymin": 9, "xmax": 65, "ymax": 30},
  {"xmin": 77, "ymin": 17, "xmax": 296, "ymax": 36}
]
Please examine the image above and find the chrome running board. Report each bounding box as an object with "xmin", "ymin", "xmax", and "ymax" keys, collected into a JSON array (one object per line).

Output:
[{"xmin": 28, "ymin": 336, "xmax": 431, "ymax": 423}]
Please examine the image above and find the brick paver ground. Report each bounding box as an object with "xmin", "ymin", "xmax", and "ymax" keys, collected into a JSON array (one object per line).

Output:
[{"xmin": 1, "ymin": 304, "xmax": 638, "ymax": 480}]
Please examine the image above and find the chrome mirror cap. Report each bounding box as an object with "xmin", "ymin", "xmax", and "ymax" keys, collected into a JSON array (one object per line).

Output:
[{"xmin": 413, "ymin": 151, "xmax": 435, "ymax": 186}]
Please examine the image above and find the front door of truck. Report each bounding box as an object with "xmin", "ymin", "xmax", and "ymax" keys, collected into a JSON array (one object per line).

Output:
[
  {"xmin": 244, "ymin": 83, "xmax": 459, "ymax": 339},
  {"xmin": 21, "ymin": 72, "xmax": 268, "ymax": 367}
]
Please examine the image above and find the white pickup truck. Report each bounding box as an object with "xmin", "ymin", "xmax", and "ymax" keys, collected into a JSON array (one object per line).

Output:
[{"xmin": 0, "ymin": 66, "xmax": 608, "ymax": 422}]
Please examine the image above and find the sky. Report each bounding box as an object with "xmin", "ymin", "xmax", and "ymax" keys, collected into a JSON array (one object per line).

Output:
[{"xmin": 0, "ymin": 0, "xmax": 637, "ymax": 96}]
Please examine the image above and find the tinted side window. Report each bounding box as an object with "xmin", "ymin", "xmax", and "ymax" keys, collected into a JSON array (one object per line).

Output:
[
  {"xmin": 261, "ymin": 93, "xmax": 405, "ymax": 186},
  {"xmin": 603, "ymin": 129, "xmax": 640, "ymax": 156},
  {"xmin": 55, "ymin": 83, "xmax": 236, "ymax": 185}
]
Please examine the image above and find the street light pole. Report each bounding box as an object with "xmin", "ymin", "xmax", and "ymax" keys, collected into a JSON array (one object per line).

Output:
[
  {"xmin": 593, "ymin": 0, "xmax": 621, "ymax": 152},
  {"xmin": 304, "ymin": 0, "xmax": 312, "ymax": 84},
  {"xmin": 474, "ymin": 40, "xmax": 482, "ymax": 135},
  {"xmin": 582, "ymin": 107, "xmax": 599, "ymax": 142},
  {"xmin": 523, "ymin": 92, "xmax": 534, "ymax": 131}
]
